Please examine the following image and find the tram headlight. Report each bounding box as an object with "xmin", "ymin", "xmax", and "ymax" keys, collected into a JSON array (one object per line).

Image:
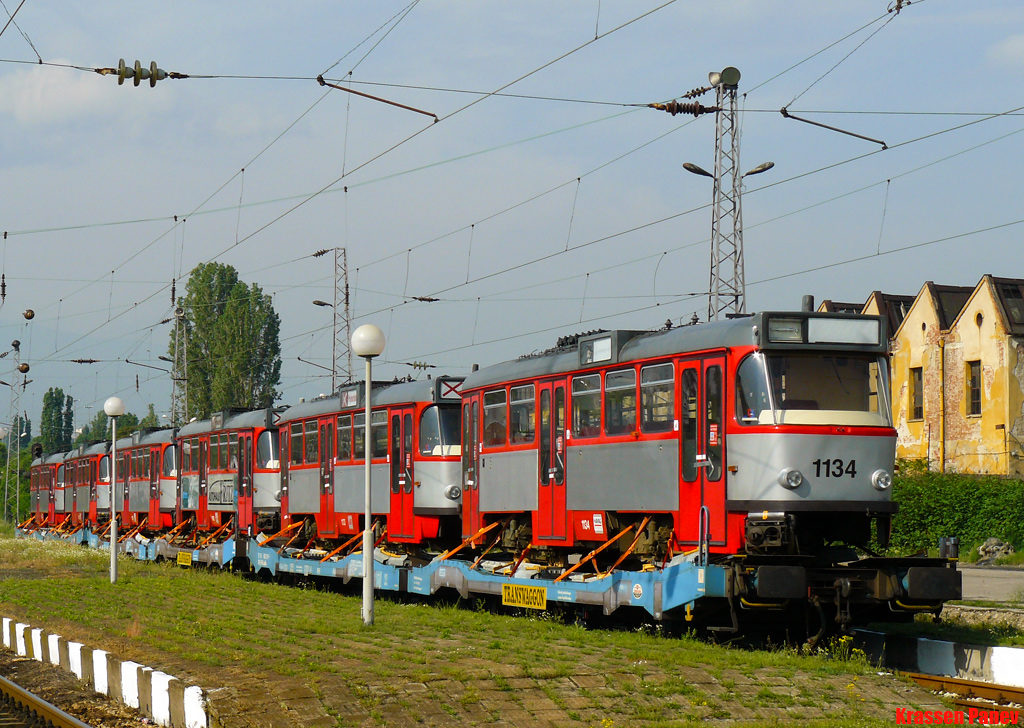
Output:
[
  {"xmin": 871, "ymin": 469, "xmax": 892, "ymax": 491},
  {"xmin": 777, "ymin": 468, "xmax": 803, "ymax": 489},
  {"xmin": 444, "ymin": 484, "xmax": 462, "ymax": 501}
]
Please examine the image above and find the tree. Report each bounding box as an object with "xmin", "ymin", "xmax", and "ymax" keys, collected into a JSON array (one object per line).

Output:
[
  {"xmin": 170, "ymin": 262, "xmax": 282, "ymax": 420},
  {"xmin": 40, "ymin": 388, "xmax": 73, "ymax": 452},
  {"xmin": 62, "ymin": 395, "xmax": 74, "ymax": 451},
  {"xmin": 75, "ymin": 409, "xmax": 140, "ymax": 446},
  {"xmin": 138, "ymin": 404, "xmax": 160, "ymax": 430}
]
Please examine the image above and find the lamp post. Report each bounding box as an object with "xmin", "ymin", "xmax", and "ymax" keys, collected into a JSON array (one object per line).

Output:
[
  {"xmin": 351, "ymin": 324, "xmax": 385, "ymax": 626},
  {"xmin": 104, "ymin": 396, "xmax": 125, "ymax": 584}
]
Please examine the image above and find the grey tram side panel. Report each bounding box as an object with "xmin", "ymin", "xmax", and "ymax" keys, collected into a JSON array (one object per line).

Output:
[
  {"xmin": 566, "ymin": 440, "xmax": 679, "ymax": 512},
  {"xmin": 478, "ymin": 449, "xmax": 538, "ymax": 512},
  {"xmin": 333, "ymin": 463, "xmax": 390, "ymax": 515}
]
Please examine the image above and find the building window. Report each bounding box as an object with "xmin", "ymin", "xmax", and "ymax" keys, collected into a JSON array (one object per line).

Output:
[
  {"xmin": 1000, "ymin": 284, "xmax": 1024, "ymax": 326},
  {"xmin": 968, "ymin": 360, "xmax": 982, "ymax": 416},
  {"xmin": 910, "ymin": 367, "xmax": 923, "ymax": 421}
]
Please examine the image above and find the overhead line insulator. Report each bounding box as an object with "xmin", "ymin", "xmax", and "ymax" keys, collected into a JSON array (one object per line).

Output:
[{"xmin": 648, "ymin": 100, "xmax": 719, "ymax": 117}]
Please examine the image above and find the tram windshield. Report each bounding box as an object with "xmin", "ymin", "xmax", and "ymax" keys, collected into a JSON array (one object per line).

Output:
[
  {"xmin": 257, "ymin": 430, "xmax": 280, "ymax": 469},
  {"xmin": 419, "ymin": 405, "xmax": 461, "ymax": 456},
  {"xmin": 736, "ymin": 352, "xmax": 892, "ymax": 427}
]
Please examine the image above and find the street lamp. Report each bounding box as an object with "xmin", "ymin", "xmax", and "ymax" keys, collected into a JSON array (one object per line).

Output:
[
  {"xmin": 351, "ymin": 324, "xmax": 385, "ymax": 626},
  {"xmin": 313, "ymin": 300, "xmax": 338, "ymax": 392},
  {"xmin": 103, "ymin": 396, "xmax": 125, "ymax": 584},
  {"xmin": 684, "ymin": 158, "xmax": 774, "ymax": 320}
]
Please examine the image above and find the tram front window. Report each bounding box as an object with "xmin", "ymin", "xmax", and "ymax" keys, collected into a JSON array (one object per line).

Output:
[
  {"xmin": 419, "ymin": 405, "xmax": 461, "ymax": 456},
  {"xmin": 739, "ymin": 352, "xmax": 891, "ymax": 427}
]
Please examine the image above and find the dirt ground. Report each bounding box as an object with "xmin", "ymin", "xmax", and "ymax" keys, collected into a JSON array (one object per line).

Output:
[{"xmin": 0, "ymin": 650, "xmax": 148, "ymax": 727}]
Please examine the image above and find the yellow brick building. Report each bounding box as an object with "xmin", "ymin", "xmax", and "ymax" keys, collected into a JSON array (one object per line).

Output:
[{"xmin": 821, "ymin": 276, "xmax": 1024, "ymax": 475}]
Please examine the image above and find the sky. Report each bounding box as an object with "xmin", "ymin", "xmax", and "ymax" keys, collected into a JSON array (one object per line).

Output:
[{"xmin": 0, "ymin": 0, "xmax": 1021, "ymax": 431}]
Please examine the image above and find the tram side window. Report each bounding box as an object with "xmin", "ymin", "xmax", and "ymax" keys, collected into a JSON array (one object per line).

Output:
[
  {"xmin": 572, "ymin": 374, "xmax": 601, "ymax": 438},
  {"xmin": 354, "ymin": 413, "xmax": 366, "ymax": 459},
  {"xmin": 229, "ymin": 433, "xmax": 239, "ymax": 469},
  {"xmin": 510, "ymin": 385, "xmax": 535, "ymax": 444},
  {"xmin": 641, "ymin": 364, "xmax": 674, "ymax": 433},
  {"xmin": 461, "ymin": 403, "xmax": 473, "ymax": 477},
  {"xmin": 257, "ymin": 430, "xmax": 279, "ymax": 469},
  {"xmin": 681, "ymin": 369, "xmax": 698, "ymax": 482},
  {"xmin": 371, "ymin": 411, "xmax": 388, "ymax": 458},
  {"xmin": 99, "ymin": 455, "xmax": 110, "ymax": 482},
  {"xmin": 483, "ymin": 389, "xmax": 507, "ymax": 447},
  {"xmin": 705, "ymin": 366, "xmax": 723, "ymax": 482},
  {"xmin": 143, "ymin": 451, "xmax": 151, "ymax": 478},
  {"xmin": 290, "ymin": 423, "xmax": 304, "ymax": 465},
  {"xmin": 735, "ymin": 355, "xmax": 770, "ymax": 425},
  {"xmin": 304, "ymin": 421, "xmax": 319, "ymax": 464},
  {"xmin": 220, "ymin": 434, "xmax": 230, "ymax": 470},
  {"xmin": 604, "ymin": 369, "xmax": 637, "ymax": 436},
  {"xmin": 190, "ymin": 438, "xmax": 200, "ymax": 472},
  {"xmin": 337, "ymin": 415, "xmax": 352, "ymax": 461}
]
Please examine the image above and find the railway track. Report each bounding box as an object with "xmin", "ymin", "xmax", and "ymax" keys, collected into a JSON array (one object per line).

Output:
[
  {"xmin": 0, "ymin": 672, "xmax": 93, "ymax": 728},
  {"xmin": 904, "ymin": 671, "xmax": 1024, "ymax": 710}
]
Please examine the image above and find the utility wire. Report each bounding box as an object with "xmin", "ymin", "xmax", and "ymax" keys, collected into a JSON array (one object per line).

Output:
[
  {"xmin": 0, "ymin": 0, "xmax": 39, "ymax": 60},
  {"xmin": 356, "ymin": 104, "xmax": 1024, "ymax": 323}
]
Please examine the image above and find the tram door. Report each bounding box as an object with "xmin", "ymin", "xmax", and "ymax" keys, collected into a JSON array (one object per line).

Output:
[
  {"xmin": 389, "ymin": 409, "xmax": 415, "ymax": 539},
  {"xmin": 197, "ymin": 439, "xmax": 209, "ymax": 529},
  {"xmin": 237, "ymin": 433, "xmax": 254, "ymax": 534},
  {"xmin": 678, "ymin": 355, "xmax": 727, "ymax": 545},
  {"xmin": 148, "ymin": 447, "xmax": 160, "ymax": 523},
  {"xmin": 536, "ymin": 383, "xmax": 567, "ymax": 540},
  {"xmin": 461, "ymin": 398, "xmax": 481, "ymax": 538},
  {"xmin": 318, "ymin": 421, "xmax": 334, "ymax": 535}
]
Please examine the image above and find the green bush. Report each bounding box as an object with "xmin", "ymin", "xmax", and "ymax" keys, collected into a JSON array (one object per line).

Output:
[{"xmin": 889, "ymin": 468, "xmax": 1024, "ymax": 554}]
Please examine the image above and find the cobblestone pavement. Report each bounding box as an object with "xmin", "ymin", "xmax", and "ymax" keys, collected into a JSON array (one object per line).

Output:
[{"xmin": 204, "ymin": 659, "xmax": 948, "ymax": 727}]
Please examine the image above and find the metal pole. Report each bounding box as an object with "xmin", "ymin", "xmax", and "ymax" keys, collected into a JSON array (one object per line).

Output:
[
  {"xmin": 110, "ymin": 416, "xmax": 118, "ymax": 584},
  {"xmin": 362, "ymin": 357, "xmax": 374, "ymax": 625}
]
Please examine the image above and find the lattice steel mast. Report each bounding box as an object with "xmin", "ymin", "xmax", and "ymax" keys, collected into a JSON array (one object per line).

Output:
[
  {"xmin": 335, "ymin": 247, "xmax": 352, "ymax": 389},
  {"xmin": 708, "ymin": 68, "xmax": 744, "ymax": 321},
  {"xmin": 653, "ymin": 67, "xmax": 772, "ymax": 322}
]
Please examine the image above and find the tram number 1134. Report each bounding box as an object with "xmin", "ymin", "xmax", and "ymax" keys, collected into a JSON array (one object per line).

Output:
[{"xmin": 812, "ymin": 458, "xmax": 856, "ymax": 478}]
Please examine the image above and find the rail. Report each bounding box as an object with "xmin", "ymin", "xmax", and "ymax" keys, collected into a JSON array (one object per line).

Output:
[
  {"xmin": 0, "ymin": 672, "xmax": 94, "ymax": 728},
  {"xmin": 904, "ymin": 671, "xmax": 1024, "ymax": 710}
]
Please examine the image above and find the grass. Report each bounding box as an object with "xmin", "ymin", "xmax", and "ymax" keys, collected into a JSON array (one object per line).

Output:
[{"xmin": 0, "ymin": 536, "xmax": 947, "ymax": 727}]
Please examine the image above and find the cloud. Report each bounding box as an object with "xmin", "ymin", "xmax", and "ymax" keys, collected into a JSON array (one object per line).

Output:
[
  {"xmin": 0, "ymin": 60, "xmax": 130, "ymax": 125},
  {"xmin": 988, "ymin": 33, "xmax": 1024, "ymax": 70}
]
